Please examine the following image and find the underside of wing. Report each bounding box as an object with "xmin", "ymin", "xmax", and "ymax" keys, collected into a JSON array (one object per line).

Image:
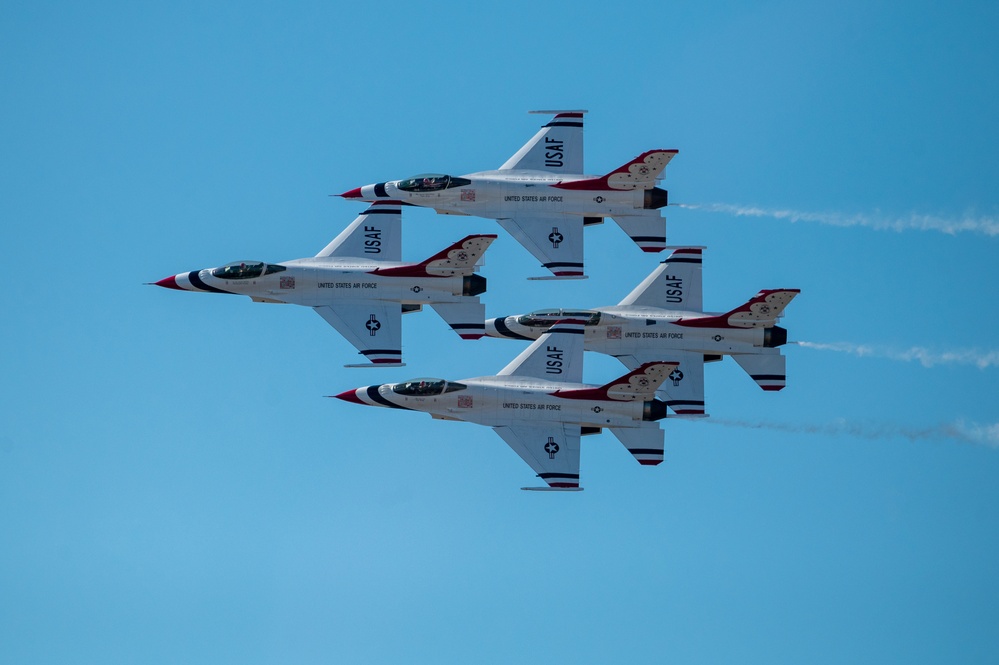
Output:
[
  {"xmin": 496, "ymin": 215, "xmax": 585, "ymax": 279},
  {"xmin": 313, "ymin": 302, "xmax": 403, "ymax": 366},
  {"xmin": 493, "ymin": 423, "xmax": 582, "ymax": 489}
]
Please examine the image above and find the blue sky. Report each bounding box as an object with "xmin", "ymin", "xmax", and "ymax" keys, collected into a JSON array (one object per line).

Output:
[{"xmin": 2, "ymin": 1, "xmax": 998, "ymax": 663}]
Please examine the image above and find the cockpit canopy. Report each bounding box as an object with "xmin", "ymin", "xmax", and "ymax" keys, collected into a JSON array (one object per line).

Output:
[
  {"xmin": 516, "ymin": 309, "xmax": 602, "ymax": 327},
  {"xmin": 211, "ymin": 261, "xmax": 287, "ymax": 280},
  {"xmin": 396, "ymin": 174, "xmax": 472, "ymax": 193},
  {"xmin": 390, "ymin": 377, "xmax": 467, "ymax": 397}
]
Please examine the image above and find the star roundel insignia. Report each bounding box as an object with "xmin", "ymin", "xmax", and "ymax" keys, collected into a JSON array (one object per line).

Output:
[
  {"xmin": 549, "ymin": 230, "xmax": 564, "ymax": 244},
  {"xmin": 669, "ymin": 369, "xmax": 684, "ymax": 383},
  {"xmin": 594, "ymin": 195, "xmax": 605, "ymax": 203},
  {"xmin": 411, "ymin": 285, "xmax": 423, "ymax": 293},
  {"xmin": 592, "ymin": 406, "xmax": 603, "ymax": 413},
  {"xmin": 544, "ymin": 440, "xmax": 559, "ymax": 455},
  {"xmin": 713, "ymin": 334, "xmax": 723, "ymax": 342},
  {"xmin": 365, "ymin": 317, "xmax": 381, "ymax": 333}
]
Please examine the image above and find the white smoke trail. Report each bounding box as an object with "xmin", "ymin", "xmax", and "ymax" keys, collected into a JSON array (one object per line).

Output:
[
  {"xmin": 679, "ymin": 203, "xmax": 999, "ymax": 237},
  {"xmin": 704, "ymin": 417, "xmax": 999, "ymax": 448},
  {"xmin": 793, "ymin": 341, "xmax": 999, "ymax": 369}
]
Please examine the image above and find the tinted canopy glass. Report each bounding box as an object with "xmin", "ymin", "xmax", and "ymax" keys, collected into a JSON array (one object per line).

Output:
[
  {"xmin": 391, "ymin": 378, "xmax": 467, "ymax": 396},
  {"xmin": 397, "ymin": 174, "xmax": 472, "ymax": 192},
  {"xmin": 211, "ymin": 262, "xmax": 286, "ymax": 280},
  {"xmin": 212, "ymin": 261, "xmax": 265, "ymax": 280},
  {"xmin": 516, "ymin": 309, "xmax": 601, "ymax": 327}
]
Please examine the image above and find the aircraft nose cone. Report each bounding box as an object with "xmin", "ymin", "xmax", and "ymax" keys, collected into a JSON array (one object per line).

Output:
[
  {"xmin": 153, "ymin": 275, "xmax": 183, "ymax": 290},
  {"xmin": 332, "ymin": 388, "xmax": 365, "ymax": 404},
  {"xmin": 339, "ymin": 187, "xmax": 363, "ymax": 199}
]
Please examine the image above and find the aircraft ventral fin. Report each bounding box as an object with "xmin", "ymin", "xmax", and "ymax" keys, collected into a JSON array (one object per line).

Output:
[
  {"xmin": 316, "ymin": 202, "xmax": 402, "ymax": 261},
  {"xmin": 313, "ymin": 302, "xmax": 403, "ymax": 366},
  {"xmin": 493, "ymin": 423, "xmax": 582, "ymax": 490}
]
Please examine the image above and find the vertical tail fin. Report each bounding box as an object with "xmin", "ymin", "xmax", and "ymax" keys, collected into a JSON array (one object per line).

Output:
[
  {"xmin": 552, "ymin": 361, "xmax": 678, "ymax": 401},
  {"xmin": 554, "ymin": 150, "xmax": 678, "ymax": 191},
  {"xmin": 676, "ymin": 289, "xmax": 800, "ymax": 329},
  {"xmin": 370, "ymin": 234, "xmax": 497, "ymax": 277}
]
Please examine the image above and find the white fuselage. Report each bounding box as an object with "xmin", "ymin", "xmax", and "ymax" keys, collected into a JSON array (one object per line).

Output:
[
  {"xmin": 490, "ymin": 307, "xmax": 776, "ymax": 358},
  {"xmin": 174, "ymin": 258, "xmax": 470, "ymax": 306},
  {"xmin": 363, "ymin": 171, "xmax": 651, "ymax": 218},
  {"xmin": 351, "ymin": 375, "xmax": 650, "ymax": 430}
]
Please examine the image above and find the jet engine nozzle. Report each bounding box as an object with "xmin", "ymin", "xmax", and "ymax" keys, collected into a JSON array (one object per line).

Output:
[
  {"xmin": 463, "ymin": 274, "xmax": 487, "ymax": 297},
  {"xmin": 764, "ymin": 325, "xmax": 788, "ymax": 348},
  {"xmin": 643, "ymin": 187, "xmax": 668, "ymax": 210},
  {"xmin": 642, "ymin": 399, "xmax": 670, "ymax": 422}
]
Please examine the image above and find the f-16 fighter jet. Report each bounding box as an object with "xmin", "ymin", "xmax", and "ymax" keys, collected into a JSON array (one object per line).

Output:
[
  {"xmin": 485, "ymin": 247, "xmax": 800, "ymax": 416},
  {"xmin": 339, "ymin": 111, "xmax": 678, "ymax": 280},
  {"xmin": 334, "ymin": 319, "xmax": 678, "ymax": 490},
  {"xmin": 152, "ymin": 202, "xmax": 496, "ymax": 367}
]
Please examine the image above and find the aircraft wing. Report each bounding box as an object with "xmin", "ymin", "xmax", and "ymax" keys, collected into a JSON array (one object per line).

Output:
[
  {"xmin": 499, "ymin": 111, "xmax": 585, "ymax": 174},
  {"xmin": 496, "ymin": 215, "xmax": 585, "ymax": 279},
  {"xmin": 615, "ymin": 349, "xmax": 706, "ymax": 416},
  {"xmin": 493, "ymin": 423, "xmax": 582, "ymax": 489},
  {"xmin": 315, "ymin": 202, "xmax": 402, "ymax": 261},
  {"xmin": 618, "ymin": 247, "xmax": 703, "ymax": 310},
  {"xmin": 313, "ymin": 302, "xmax": 403, "ymax": 366}
]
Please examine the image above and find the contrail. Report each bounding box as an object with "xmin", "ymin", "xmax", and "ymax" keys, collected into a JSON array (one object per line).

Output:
[
  {"xmin": 793, "ymin": 341, "xmax": 999, "ymax": 369},
  {"xmin": 679, "ymin": 203, "xmax": 999, "ymax": 237},
  {"xmin": 702, "ymin": 417, "xmax": 999, "ymax": 448}
]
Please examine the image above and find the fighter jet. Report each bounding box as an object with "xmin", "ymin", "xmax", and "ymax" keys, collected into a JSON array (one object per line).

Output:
[
  {"xmin": 485, "ymin": 247, "xmax": 800, "ymax": 416},
  {"xmin": 152, "ymin": 202, "xmax": 496, "ymax": 367},
  {"xmin": 334, "ymin": 319, "xmax": 678, "ymax": 490},
  {"xmin": 339, "ymin": 110, "xmax": 678, "ymax": 280}
]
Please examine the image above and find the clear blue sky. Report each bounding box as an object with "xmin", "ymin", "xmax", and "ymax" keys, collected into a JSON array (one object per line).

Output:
[{"xmin": 2, "ymin": 1, "xmax": 998, "ymax": 663}]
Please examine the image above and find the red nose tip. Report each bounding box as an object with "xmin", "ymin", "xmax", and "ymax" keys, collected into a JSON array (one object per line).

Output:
[
  {"xmin": 339, "ymin": 187, "xmax": 363, "ymax": 199},
  {"xmin": 154, "ymin": 276, "xmax": 183, "ymax": 290},
  {"xmin": 332, "ymin": 388, "xmax": 365, "ymax": 404}
]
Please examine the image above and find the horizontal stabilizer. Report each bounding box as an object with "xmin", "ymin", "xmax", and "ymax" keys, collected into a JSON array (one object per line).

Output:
[
  {"xmin": 430, "ymin": 302, "xmax": 486, "ymax": 340},
  {"xmin": 610, "ymin": 212, "xmax": 667, "ymax": 253},
  {"xmin": 732, "ymin": 352, "xmax": 787, "ymax": 391},
  {"xmin": 610, "ymin": 425, "xmax": 665, "ymax": 466}
]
